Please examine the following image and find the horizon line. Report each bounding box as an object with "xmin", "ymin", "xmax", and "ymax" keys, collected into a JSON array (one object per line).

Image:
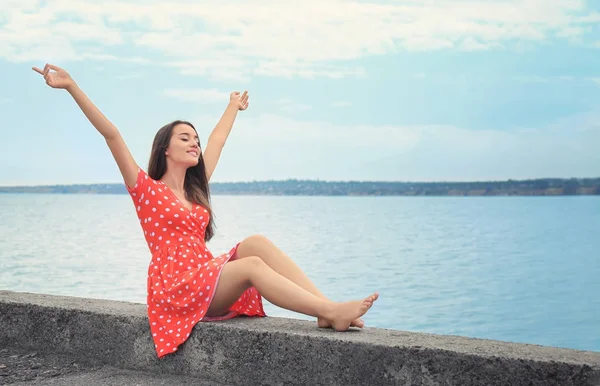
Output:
[{"xmin": 1, "ymin": 175, "xmax": 599, "ymax": 188}]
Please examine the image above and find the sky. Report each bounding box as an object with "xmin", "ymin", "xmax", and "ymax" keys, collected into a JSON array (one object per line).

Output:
[{"xmin": 1, "ymin": 0, "xmax": 599, "ymax": 185}]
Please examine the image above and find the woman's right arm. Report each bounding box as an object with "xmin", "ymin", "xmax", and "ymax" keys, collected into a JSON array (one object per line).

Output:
[{"xmin": 33, "ymin": 63, "xmax": 139, "ymax": 188}]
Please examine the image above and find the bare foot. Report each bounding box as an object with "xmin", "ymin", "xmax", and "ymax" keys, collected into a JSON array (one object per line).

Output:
[
  {"xmin": 322, "ymin": 293, "xmax": 379, "ymax": 332},
  {"xmin": 318, "ymin": 317, "xmax": 364, "ymax": 329},
  {"xmin": 318, "ymin": 293, "xmax": 378, "ymax": 328}
]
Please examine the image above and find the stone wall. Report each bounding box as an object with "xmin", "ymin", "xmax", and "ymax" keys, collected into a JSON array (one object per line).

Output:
[{"xmin": 1, "ymin": 290, "xmax": 599, "ymax": 385}]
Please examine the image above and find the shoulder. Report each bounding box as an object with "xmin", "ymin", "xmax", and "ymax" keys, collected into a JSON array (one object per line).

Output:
[{"xmin": 125, "ymin": 168, "xmax": 160, "ymax": 195}]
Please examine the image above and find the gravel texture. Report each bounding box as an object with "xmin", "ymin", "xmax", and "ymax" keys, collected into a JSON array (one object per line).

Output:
[{"xmin": 0, "ymin": 346, "xmax": 99, "ymax": 385}]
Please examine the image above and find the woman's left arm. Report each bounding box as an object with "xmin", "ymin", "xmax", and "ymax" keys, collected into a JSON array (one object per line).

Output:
[{"xmin": 203, "ymin": 90, "xmax": 249, "ymax": 181}]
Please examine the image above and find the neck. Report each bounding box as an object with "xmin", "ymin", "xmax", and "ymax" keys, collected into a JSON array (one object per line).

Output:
[{"xmin": 161, "ymin": 163, "xmax": 188, "ymax": 194}]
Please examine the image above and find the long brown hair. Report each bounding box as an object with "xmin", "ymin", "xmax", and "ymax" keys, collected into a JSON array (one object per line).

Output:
[{"xmin": 147, "ymin": 120, "xmax": 215, "ymax": 241}]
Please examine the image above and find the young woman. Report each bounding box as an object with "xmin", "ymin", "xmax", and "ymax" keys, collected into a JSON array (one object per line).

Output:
[{"xmin": 33, "ymin": 63, "xmax": 379, "ymax": 358}]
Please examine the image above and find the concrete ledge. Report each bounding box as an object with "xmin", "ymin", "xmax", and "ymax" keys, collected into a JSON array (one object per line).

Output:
[{"xmin": 1, "ymin": 290, "xmax": 599, "ymax": 386}]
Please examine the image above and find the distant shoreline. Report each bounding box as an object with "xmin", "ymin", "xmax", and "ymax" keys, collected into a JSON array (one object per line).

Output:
[{"xmin": 1, "ymin": 177, "xmax": 599, "ymax": 196}]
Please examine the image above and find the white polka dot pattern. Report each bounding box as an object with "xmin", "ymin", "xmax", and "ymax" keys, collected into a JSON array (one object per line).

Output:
[{"xmin": 126, "ymin": 168, "xmax": 266, "ymax": 358}]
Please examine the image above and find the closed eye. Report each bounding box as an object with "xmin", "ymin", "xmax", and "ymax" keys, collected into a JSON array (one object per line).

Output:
[{"xmin": 179, "ymin": 134, "xmax": 199, "ymax": 145}]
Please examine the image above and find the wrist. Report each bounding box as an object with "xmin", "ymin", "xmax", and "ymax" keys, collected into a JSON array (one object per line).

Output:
[
  {"xmin": 66, "ymin": 82, "xmax": 79, "ymax": 94},
  {"xmin": 227, "ymin": 101, "xmax": 240, "ymax": 111}
]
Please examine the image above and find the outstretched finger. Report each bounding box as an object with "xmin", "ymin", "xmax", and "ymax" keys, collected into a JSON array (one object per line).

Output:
[
  {"xmin": 32, "ymin": 66, "xmax": 44, "ymax": 75},
  {"xmin": 47, "ymin": 63, "xmax": 63, "ymax": 72}
]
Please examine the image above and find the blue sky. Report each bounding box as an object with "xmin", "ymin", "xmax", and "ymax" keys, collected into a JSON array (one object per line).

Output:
[{"xmin": 1, "ymin": 0, "xmax": 599, "ymax": 185}]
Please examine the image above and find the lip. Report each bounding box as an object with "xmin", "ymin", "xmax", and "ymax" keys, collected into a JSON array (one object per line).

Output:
[{"xmin": 187, "ymin": 150, "xmax": 199, "ymax": 157}]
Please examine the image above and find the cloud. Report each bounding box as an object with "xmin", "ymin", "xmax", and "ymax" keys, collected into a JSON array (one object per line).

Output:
[
  {"xmin": 461, "ymin": 37, "xmax": 499, "ymax": 51},
  {"xmin": 578, "ymin": 12, "xmax": 600, "ymax": 23},
  {"xmin": 0, "ymin": 0, "xmax": 598, "ymax": 80},
  {"xmin": 164, "ymin": 59, "xmax": 250, "ymax": 83},
  {"xmin": 81, "ymin": 54, "xmax": 150, "ymax": 64},
  {"xmin": 3, "ymin": 105, "xmax": 599, "ymax": 184},
  {"xmin": 186, "ymin": 110, "xmax": 600, "ymax": 182},
  {"xmin": 254, "ymin": 62, "xmax": 366, "ymax": 80},
  {"xmin": 164, "ymin": 88, "xmax": 230, "ymax": 103},
  {"xmin": 555, "ymin": 25, "xmax": 586, "ymax": 39},
  {"xmin": 114, "ymin": 73, "xmax": 145, "ymax": 80},
  {"xmin": 276, "ymin": 99, "xmax": 312, "ymax": 112}
]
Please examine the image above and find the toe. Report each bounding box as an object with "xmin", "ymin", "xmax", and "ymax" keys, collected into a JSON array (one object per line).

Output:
[{"xmin": 351, "ymin": 318, "xmax": 364, "ymax": 328}]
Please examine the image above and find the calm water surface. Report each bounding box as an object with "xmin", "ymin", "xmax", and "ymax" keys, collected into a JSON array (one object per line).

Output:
[{"xmin": 0, "ymin": 194, "xmax": 598, "ymax": 352}]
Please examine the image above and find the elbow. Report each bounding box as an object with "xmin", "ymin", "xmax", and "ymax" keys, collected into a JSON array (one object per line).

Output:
[{"xmin": 104, "ymin": 130, "xmax": 121, "ymax": 143}]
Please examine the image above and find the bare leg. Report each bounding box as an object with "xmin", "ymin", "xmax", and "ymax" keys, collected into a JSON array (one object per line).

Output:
[
  {"xmin": 206, "ymin": 255, "xmax": 378, "ymax": 331},
  {"xmin": 236, "ymin": 235, "xmax": 364, "ymax": 328}
]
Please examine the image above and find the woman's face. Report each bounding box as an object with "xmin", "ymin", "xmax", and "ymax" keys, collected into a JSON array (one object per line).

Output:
[{"xmin": 165, "ymin": 123, "xmax": 201, "ymax": 167}]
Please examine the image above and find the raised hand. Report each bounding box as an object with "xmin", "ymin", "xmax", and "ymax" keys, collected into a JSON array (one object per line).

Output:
[
  {"xmin": 32, "ymin": 63, "xmax": 75, "ymax": 90},
  {"xmin": 230, "ymin": 90, "xmax": 249, "ymax": 111}
]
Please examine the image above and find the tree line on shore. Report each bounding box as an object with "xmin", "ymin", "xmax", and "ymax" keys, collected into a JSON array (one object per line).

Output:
[{"xmin": 1, "ymin": 177, "xmax": 599, "ymax": 196}]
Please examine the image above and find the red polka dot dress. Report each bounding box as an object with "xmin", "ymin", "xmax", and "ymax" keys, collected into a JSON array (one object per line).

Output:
[{"xmin": 126, "ymin": 168, "xmax": 266, "ymax": 358}]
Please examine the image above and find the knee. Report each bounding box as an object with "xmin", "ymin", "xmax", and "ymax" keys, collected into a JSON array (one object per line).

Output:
[
  {"xmin": 242, "ymin": 255, "xmax": 266, "ymax": 274},
  {"xmin": 243, "ymin": 255, "xmax": 265, "ymax": 268},
  {"xmin": 242, "ymin": 234, "xmax": 271, "ymax": 248}
]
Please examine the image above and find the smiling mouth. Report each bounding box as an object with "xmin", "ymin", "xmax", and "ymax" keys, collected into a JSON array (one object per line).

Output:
[{"xmin": 187, "ymin": 151, "xmax": 198, "ymax": 157}]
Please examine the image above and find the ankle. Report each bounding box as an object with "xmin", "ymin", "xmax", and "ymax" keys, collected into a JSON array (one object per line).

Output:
[{"xmin": 318, "ymin": 300, "xmax": 337, "ymax": 320}]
